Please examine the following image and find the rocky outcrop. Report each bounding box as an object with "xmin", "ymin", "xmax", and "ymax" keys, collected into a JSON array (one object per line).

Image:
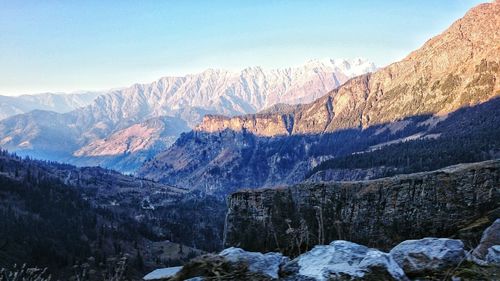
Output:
[
  {"xmin": 220, "ymin": 247, "xmax": 289, "ymax": 279},
  {"xmin": 141, "ymin": 1, "xmax": 500, "ymax": 192},
  {"xmin": 224, "ymin": 160, "xmax": 500, "ymax": 256},
  {"xmin": 144, "ymin": 228, "xmax": 500, "ymax": 280},
  {"xmin": 165, "ymin": 252, "xmax": 279, "ymax": 281},
  {"xmin": 144, "ymin": 244, "xmax": 408, "ymax": 281},
  {"xmin": 486, "ymin": 245, "xmax": 500, "ymax": 265},
  {"xmin": 281, "ymin": 240, "xmax": 407, "ymax": 281},
  {"xmin": 472, "ymin": 218, "xmax": 500, "ymax": 260},
  {"xmin": 389, "ymin": 238, "xmax": 465, "ymax": 276},
  {"xmin": 195, "ymin": 113, "xmax": 294, "ymax": 137}
]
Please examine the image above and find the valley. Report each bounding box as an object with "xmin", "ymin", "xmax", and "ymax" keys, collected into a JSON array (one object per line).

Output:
[
  {"xmin": 0, "ymin": 151, "xmax": 224, "ymax": 279},
  {"xmin": 0, "ymin": 1, "xmax": 499, "ymax": 280}
]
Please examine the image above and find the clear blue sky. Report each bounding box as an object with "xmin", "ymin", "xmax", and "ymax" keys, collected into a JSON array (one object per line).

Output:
[{"xmin": 0, "ymin": 0, "xmax": 486, "ymax": 95}]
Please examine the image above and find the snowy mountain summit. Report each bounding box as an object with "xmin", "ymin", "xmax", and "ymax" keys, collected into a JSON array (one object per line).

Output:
[{"xmin": 303, "ymin": 57, "xmax": 377, "ymax": 77}]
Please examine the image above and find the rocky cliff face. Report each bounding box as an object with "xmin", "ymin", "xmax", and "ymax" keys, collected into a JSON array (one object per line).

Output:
[
  {"xmin": 223, "ymin": 160, "xmax": 500, "ymax": 256},
  {"xmin": 145, "ymin": 215, "xmax": 500, "ymax": 281},
  {"xmin": 140, "ymin": 1, "xmax": 500, "ymax": 191},
  {"xmin": 195, "ymin": 113, "xmax": 295, "ymax": 137}
]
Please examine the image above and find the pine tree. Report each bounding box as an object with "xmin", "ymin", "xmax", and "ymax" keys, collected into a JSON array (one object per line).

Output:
[{"xmin": 135, "ymin": 250, "xmax": 144, "ymax": 270}]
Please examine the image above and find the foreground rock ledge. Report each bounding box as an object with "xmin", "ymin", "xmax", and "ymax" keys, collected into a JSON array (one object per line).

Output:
[{"xmin": 143, "ymin": 230, "xmax": 500, "ymax": 280}]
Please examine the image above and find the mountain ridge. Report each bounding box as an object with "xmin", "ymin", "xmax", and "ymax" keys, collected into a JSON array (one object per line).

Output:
[
  {"xmin": 0, "ymin": 58, "xmax": 375, "ymax": 172},
  {"xmin": 138, "ymin": 1, "xmax": 500, "ymax": 193},
  {"xmin": 0, "ymin": 91, "xmax": 100, "ymax": 120},
  {"xmin": 192, "ymin": 1, "xmax": 500, "ymax": 136}
]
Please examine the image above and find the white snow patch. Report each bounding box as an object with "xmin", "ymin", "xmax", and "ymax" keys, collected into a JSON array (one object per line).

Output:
[
  {"xmin": 374, "ymin": 120, "xmax": 412, "ymax": 135},
  {"xmin": 369, "ymin": 133, "xmax": 424, "ymax": 151},
  {"xmin": 143, "ymin": 266, "xmax": 182, "ymax": 280},
  {"xmin": 418, "ymin": 114, "xmax": 448, "ymax": 128}
]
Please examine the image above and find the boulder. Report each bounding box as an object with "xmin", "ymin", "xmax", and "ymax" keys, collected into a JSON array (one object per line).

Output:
[
  {"xmin": 219, "ymin": 247, "xmax": 289, "ymax": 279},
  {"xmin": 472, "ymin": 219, "xmax": 500, "ymax": 260},
  {"xmin": 168, "ymin": 252, "xmax": 282, "ymax": 280},
  {"xmin": 143, "ymin": 266, "xmax": 182, "ymax": 280},
  {"xmin": 486, "ymin": 245, "xmax": 500, "ymax": 265},
  {"xmin": 390, "ymin": 238, "xmax": 465, "ymax": 275},
  {"xmin": 282, "ymin": 240, "xmax": 407, "ymax": 281},
  {"xmin": 359, "ymin": 250, "xmax": 408, "ymax": 280}
]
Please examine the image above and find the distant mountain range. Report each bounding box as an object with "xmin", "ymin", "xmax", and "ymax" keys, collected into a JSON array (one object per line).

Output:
[
  {"xmin": 138, "ymin": 1, "xmax": 500, "ymax": 194},
  {"xmin": 0, "ymin": 91, "xmax": 100, "ymax": 120},
  {"xmin": 0, "ymin": 58, "xmax": 376, "ymax": 173}
]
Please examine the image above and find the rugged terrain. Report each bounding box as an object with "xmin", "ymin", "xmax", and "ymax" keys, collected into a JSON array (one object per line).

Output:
[
  {"xmin": 224, "ymin": 160, "xmax": 500, "ymax": 257},
  {"xmin": 0, "ymin": 59, "xmax": 374, "ymax": 172},
  {"xmin": 144, "ymin": 213, "xmax": 500, "ymax": 281},
  {"xmin": 72, "ymin": 116, "xmax": 190, "ymax": 173},
  {"xmin": 139, "ymin": 1, "xmax": 500, "ymax": 193},
  {"xmin": 139, "ymin": 96, "xmax": 500, "ymax": 194},
  {"xmin": 0, "ymin": 150, "xmax": 225, "ymax": 279}
]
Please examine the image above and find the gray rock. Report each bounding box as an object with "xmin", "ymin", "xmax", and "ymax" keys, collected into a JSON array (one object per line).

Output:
[
  {"xmin": 486, "ymin": 245, "xmax": 500, "ymax": 265},
  {"xmin": 219, "ymin": 247, "xmax": 289, "ymax": 279},
  {"xmin": 359, "ymin": 249, "xmax": 409, "ymax": 280},
  {"xmin": 473, "ymin": 219, "xmax": 500, "ymax": 260},
  {"xmin": 282, "ymin": 240, "xmax": 407, "ymax": 281},
  {"xmin": 390, "ymin": 238, "xmax": 465, "ymax": 275}
]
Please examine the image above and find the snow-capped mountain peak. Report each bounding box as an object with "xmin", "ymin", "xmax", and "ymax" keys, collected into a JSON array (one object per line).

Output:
[{"xmin": 303, "ymin": 57, "xmax": 377, "ymax": 77}]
